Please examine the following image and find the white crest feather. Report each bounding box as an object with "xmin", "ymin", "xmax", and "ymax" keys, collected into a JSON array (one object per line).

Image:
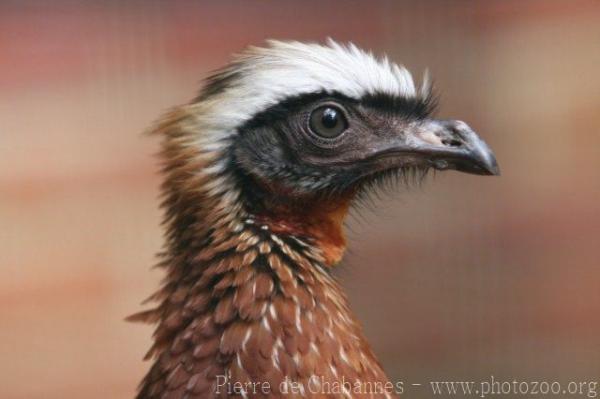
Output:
[{"xmin": 193, "ymin": 39, "xmax": 426, "ymax": 154}]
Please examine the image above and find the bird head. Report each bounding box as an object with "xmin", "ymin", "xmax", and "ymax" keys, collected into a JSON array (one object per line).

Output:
[{"xmin": 159, "ymin": 40, "xmax": 498, "ymax": 265}]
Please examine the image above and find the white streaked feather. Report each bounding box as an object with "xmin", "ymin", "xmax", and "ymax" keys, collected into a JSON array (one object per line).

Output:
[{"xmin": 194, "ymin": 39, "xmax": 424, "ymax": 145}]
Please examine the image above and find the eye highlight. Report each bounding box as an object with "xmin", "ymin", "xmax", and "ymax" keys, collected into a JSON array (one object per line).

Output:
[{"xmin": 309, "ymin": 105, "xmax": 348, "ymax": 138}]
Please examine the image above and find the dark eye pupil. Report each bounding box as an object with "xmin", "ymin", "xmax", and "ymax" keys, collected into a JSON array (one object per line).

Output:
[
  {"xmin": 321, "ymin": 108, "xmax": 338, "ymax": 129},
  {"xmin": 309, "ymin": 104, "xmax": 348, "ymax": 138}
]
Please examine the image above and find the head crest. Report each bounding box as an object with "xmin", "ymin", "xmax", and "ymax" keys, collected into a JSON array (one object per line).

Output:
[{"xmin": 193, "ymin": 39, "xmax": 429, "ymax": 148}]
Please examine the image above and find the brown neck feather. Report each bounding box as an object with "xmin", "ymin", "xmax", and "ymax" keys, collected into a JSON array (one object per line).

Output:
[{"xmin": 134, "ymin": 205, "xmax": 394, "ymax": 398}]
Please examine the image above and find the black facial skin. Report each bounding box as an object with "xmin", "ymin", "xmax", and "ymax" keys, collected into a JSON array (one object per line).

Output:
[{"xmin": 231, "ymin": 91, "xmax": 499, "ymax": 204}]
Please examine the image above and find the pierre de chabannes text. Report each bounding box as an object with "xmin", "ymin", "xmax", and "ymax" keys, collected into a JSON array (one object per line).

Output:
[{"xmin": 215, "ymin": 373, "xmax": 600, "ymax": 397}]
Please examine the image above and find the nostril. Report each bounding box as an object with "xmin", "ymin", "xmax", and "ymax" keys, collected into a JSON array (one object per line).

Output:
[{"xmin": 441, "ymin": 139, "xmax": 463, "ymax": 147}]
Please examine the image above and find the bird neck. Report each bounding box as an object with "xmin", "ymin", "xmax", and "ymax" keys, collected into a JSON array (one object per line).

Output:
[{"xmin": 137, "ymin": 214, "xmax": 392, "ymax": 397}]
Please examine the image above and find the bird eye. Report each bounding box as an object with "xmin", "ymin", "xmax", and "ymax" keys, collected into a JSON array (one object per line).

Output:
[{"xmin": 309, "ymin": 105, "xmax": 348, "ymax": 138}]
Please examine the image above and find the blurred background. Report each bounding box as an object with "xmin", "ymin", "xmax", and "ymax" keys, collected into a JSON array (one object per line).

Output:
[{"xmin": 1, "ymin": 1, "xmax": 599, "ymax": 398}]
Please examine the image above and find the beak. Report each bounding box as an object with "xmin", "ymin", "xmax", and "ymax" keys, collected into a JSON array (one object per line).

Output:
[{"xmin": 401, "ymin": 119, "xmax": 500, "ymax": 176}]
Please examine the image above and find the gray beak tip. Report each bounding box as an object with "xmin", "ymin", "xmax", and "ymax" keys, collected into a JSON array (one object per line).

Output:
[
  {"xmin": 442, "ymin": 120, "xmax": 500, "ymax": 177},
  {"xmin": 476, "ymin": 148, "xmax": 500, "ymax": 176},
  {"xmin": 488, "ymin": 162, "xmax": 501, "ymax": 176},
  {"xmin": 470, "ymin": 136, "xmax": 500, "ymax": 176}
]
